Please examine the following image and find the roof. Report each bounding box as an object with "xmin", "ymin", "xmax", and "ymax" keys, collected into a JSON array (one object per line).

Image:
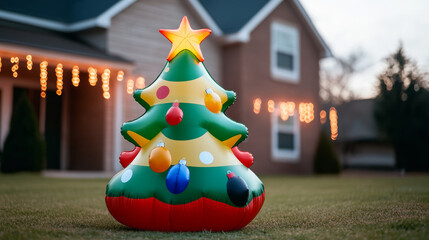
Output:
[
  {"xmin": 0, "ymin": 0, "xmax": 331, "ymax": 57},
  {"xmin": 0, "ymin": 0, "xmax": 119, "ymax": 23},
  {"xmin": 188, "ymin": 0, "xmax": 332, "ymax": 57},
  {"xmin": 198, "ymin": 0, "xmax": 269, "ymax": 34},
  {"xmin": 335, "ymin": 99, "xmax": 380, "ymax": 142},
  {"xmin": 0, "ymin": 23, "xmax": 130, "ymax": 63},
  {"xmin": 0, "ymin": 0, "xmax": 136, "ymax": 32}
]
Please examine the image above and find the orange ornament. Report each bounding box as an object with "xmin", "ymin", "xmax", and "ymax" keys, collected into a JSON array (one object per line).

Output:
[
  {"xmin": 149, "ymin": 141, "xmax": 172, "ymax": 173},
  {"xmin": 204, "ymin": 89, "xmax": 222, "ymax": 114}
]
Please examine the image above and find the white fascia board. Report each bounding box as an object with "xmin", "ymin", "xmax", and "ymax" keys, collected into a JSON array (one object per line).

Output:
[
  {"xmin": 68, "ymin": 19, "xmax": 99, "ymax": 31},
  {"xmin": 232, "ymin": 0, "xmax": 283, "ymax": 42},
  {"xmin": 293, "ymin": 0, "xmax": 332, "ymax": 58},
  {"xmin": 220, "ymin": 31, "xmax": 249, "ymax": 43},
  {"xmin": 187, "ymin": 0, "xmax": 223, "ymax": 36},
  {"xmin": 0, "ymin": 0, "xmax": 136, "ymax": 32},
  {"xmin": 96, "ymin": 0, "xmax": 137, "ymax": 28},
  {"xmin": 208, "ymin": 0, "xmax": 282, "ymax": 44},
  {"xmin": 190, "ymin": 0, "xmax": 332, "ymax": 58},
  {"xmin": 0, "ymin": 9, "xmax": 82, "ymax": 32}
]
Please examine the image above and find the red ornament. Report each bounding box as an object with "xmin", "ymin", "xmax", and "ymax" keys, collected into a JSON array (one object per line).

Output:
[
  {"xmin": 119, "ymin": 146, "xmax": 141, "ymax": 168},
  {"xmin": 165, "ymin": 101, "xmax": 183, "ymax": 125},
  {"xmin": 232, "ymin": 147, "xmax": 254, "ymax": 168}
]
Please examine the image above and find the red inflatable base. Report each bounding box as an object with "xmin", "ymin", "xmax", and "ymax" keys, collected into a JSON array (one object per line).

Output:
[{"xmin": 105, "ymin": 192, "xmax": 265, "ymax": 231}]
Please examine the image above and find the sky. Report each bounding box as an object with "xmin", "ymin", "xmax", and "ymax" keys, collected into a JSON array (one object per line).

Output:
[{"xmin": 300, "ymin": 0, "xmax": 429, "ymax": 98}]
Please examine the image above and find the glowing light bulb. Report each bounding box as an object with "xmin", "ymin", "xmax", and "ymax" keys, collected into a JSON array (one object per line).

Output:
[
  {"xmin": 299, "ymin": 103, "xmax": 314, "ymax": 123},
  {"xmin": 320, "ymin": 110, "xmax": 327, "ymax": 124},
  {"xmin": 40, "ymin": 61, "xmax": 48, "ymax": 98},
  {"xmin": 329, "ymin": 107, "xmax": 338, "ymax": 140},
  {"xmin": 102, "ymin": 69, "xmax": 111, "ymax": 99},
  {"xmin": 26, "ymin": 55, "xmax": 33, "ymax": 70},
  {"xmin": 253, "ymin": 98, "xmax": 262, "ymax": 114},
  {"xmin": 117, "ymin": 70, "xmax": 124, "ymax": 81},
  {"xmin": 72, "ymin": 66, "xmax": 80, "ymax": 87},
  {"xmin": 136, "ymin": 77, "xmax": 145, "ymax": 89},
  {"xmin": 279, "ymin": 102, "xmax": 289, "ymax": 121},
  {"xmin": 88, "ymin": 67, "xmax": 97, "ymax": 86},
  {"xmin": 10, "ymin": 57, "xmax": 19, "ymax": 78},
  {"xmin": 103, "ymin": 92, "xmax": 111, "ymax": 99},
  {"xmin": 127, "ymin": 79, "xmax": 134, "ymax": 94},
  {"xmin": 267, "ymin": 100, "xmax": 275, "ymax": 113},
  {"xmin": 56, "ymin": 63, "xmax": 63, "ymax": 96},
  {"xmin": 286, "ymin": 102, "xmax": 295, "ymax": 116},
  {"xmin": 0, "ymin": 57, "xmax": 2, "ymax": 72}
]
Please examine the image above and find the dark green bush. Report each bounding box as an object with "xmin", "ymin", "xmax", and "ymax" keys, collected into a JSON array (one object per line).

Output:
[
  {"xmin": 313, "ymin": 130, "xmax": 341, "ymax": 174},
  {"xmin": 1, "ymin": 94, "xmax": 45, "ymax": 173}
]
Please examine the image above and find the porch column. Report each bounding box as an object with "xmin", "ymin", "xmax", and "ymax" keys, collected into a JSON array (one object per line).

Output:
[{"xmin": 0, "ymin": 81, "xmax": 13, "ymax": 149}]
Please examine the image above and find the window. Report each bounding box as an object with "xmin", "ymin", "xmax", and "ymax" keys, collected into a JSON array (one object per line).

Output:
[
  {"xmin": 271, "ymin": 22, "xmax": 300, "ymax": 82},
  {"xmin": 271, "ymin": 111, "xmax": 300, "ymax": 161}
]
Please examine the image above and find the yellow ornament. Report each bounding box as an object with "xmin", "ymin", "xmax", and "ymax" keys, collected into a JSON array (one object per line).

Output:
[
  {"xmin": 149, "ymin": 141, "xmax": 172, "ymax": 173},
  {"xmin": 204, "ymin": 89, "xmax": 222, "ymax": 114}
]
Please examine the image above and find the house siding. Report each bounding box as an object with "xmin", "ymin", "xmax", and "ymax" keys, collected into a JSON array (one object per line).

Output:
[
  {"xmin": 107, "ymin": 0, "xmax": 223, "ymax": 153},
  {"xmin": 222, "ymin": 43, "xmax": 243, "ymax": 121},
  {"xmin": 223, "ymin": 0, "xmax": 322, "ymax": 174}
]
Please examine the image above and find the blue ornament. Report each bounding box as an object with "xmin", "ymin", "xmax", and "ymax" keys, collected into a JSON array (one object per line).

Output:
[{"xmin": 166, "ymin": 159, "xmax": 190, "ymax": 194}]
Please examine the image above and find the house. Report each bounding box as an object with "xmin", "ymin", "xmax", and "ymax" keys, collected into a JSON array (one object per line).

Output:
[
  {"xmin": 332, "ymin": 99, "xmax": 395, "ymax": 169},
  {"xmin": 0, "ymin": 0, "xmax": 330, "ymax": 174}
]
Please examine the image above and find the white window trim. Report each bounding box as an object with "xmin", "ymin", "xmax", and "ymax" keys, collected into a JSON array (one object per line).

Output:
[
  {"xmin": 270, "ymin": 22, "xmax": 300, "ymax": 83},
  {"xmin": 271, "ymin": 110, "xmax": 300, "ymax": 162}
]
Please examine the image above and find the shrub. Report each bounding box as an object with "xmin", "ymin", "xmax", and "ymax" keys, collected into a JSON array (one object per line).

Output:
[
  {"xmin": 1, "ymin": 94, "xmax": 45, "ymax": 173},
  {"xmin": 313, "ymin": 130, "xmax": 341, "ymax": 174}
]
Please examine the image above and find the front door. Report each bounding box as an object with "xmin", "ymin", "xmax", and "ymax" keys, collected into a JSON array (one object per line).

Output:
[{"xmin": 44, "ymin": 91, "xmax": 62, "ymax": 169}]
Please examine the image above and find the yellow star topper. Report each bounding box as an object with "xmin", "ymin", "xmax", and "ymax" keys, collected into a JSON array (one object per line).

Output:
[{"xmin": 160, "ymin": 16, "xmax": 211, "ymax": 62}]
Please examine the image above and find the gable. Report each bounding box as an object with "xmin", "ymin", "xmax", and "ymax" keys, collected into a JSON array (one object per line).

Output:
[
  {"xmin": 198, "ymin": 0, "xmax": 269, "ymax": 34},
  {"xmin": 189, "ymin": 0, "xmax": 331, "ymax": 58}
]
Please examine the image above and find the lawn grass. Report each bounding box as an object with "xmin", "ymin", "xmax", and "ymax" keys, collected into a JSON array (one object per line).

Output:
[{"xmin": 0, "ymin": 173, "xmax": 428, "ymax": 239}]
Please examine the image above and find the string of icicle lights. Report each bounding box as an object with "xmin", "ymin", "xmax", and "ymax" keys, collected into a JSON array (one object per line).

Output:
[
  {"xmin": 0, "ymin": 55, "xmax": 149, "ymax": 99},
  {"xmin": 254, "ymin": 98, "xmax": 315, "ymax": 123},
  {"xmin": 253, "ymin": 98, "xmax": 339, "ymax": 138}
]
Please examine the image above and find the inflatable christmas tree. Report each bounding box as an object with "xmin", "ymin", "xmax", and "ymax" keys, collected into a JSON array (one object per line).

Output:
[{"xmin": 106, "ymin": 16, "xmax": 265, "ymax": 231}]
